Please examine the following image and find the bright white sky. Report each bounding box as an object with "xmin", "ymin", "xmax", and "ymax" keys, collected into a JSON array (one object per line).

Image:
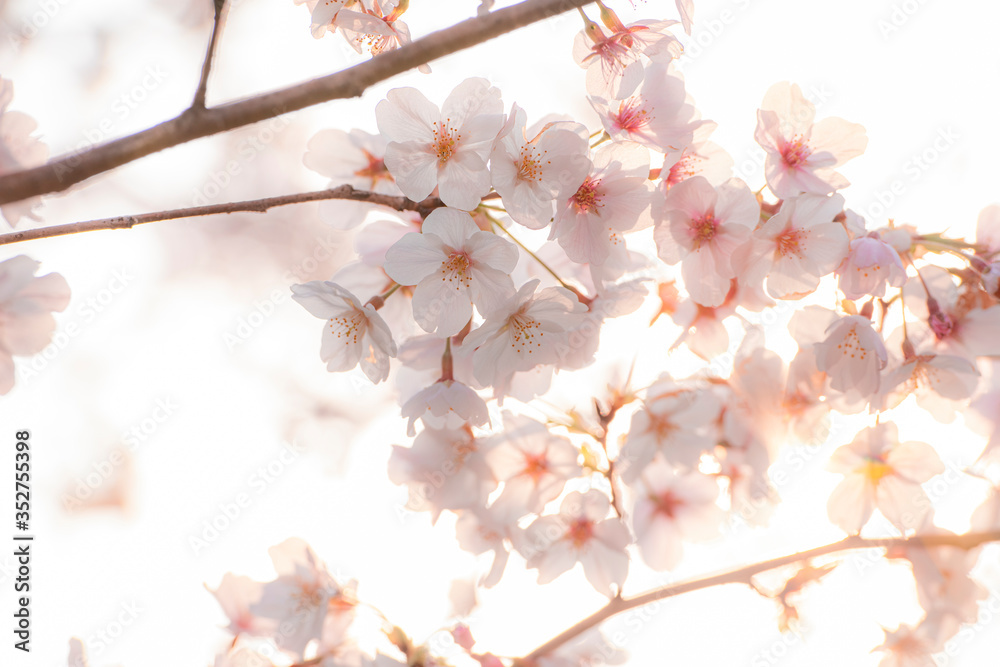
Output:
[{"xmin": 0, "ymin": 0, "xmax": 998, "ymax": 666}]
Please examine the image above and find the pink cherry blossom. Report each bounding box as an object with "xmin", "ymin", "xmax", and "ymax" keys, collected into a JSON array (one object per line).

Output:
[
  {"xmin": 872, "ymin": 623, "xmax": 941, "ymax": 667},
  {"xmin": 879, "ymin": 351, "xmax": 979, "ymax": 422},
  {"xmin": 463, "ymin": 279, "xmax": 585, "ymax": 398},
  {"xmin": 660, "ymin": 120, "xmax": 733, "ymax": 190},
  {"xmin": 247, "ymin": 538, "xmax": 356, "ymax": 658},
  {"xmin": 518, "ymin": 490, "xmax": 630, "ymax": 597},
  {"xmin": 901, "ymin": 529, "xmax": 987, "ymax": 632},
  {"xmin": 630, "ymin": 457, "xmax": 723, "ymax": 570},
  {"xmin": 490, "ymin": 105, "xmax": 591, "ymax": 229},
  {"xmin": 734, "ymin": 193, "xmax": 849, "ymax": 299},
  {"xmin": 454, "ymin": 505, "xmax": 519, "ymax": 588},
  {"xmin": 572, "ymin": 17, "xmax": 681, "ymax": 99},
  {"xmin": 826, "ymin": 422, "xmax": 944, "ymax": 534},
  {"xmin": 400, "ymin": 379, "xmax": 490, "ymax": 437},
  {"xmin": 974, "ymin": 203, "xmax": 1000, "ymax": 254},
  {"xmin": 814, "ymin": 314, "xmax": 888, "ymax": 398},
  {"xmin": 590, "ymin": 59, "xmax": 702, "ymax": 153},
  {"xmin": 653, "ymin": 175, "xmax": 759, "ymax": 307},
  {"xmin": 0, "ymin": 78, "xmax": 48, "ymax": 226},
  {"xmin": 376, "ymin": 78, "xmax": 503, "ymax": 210},
  {"xmin": 290, "ymin": 281, "xmax": 397, "ymax": 383},
  {"xmin": 549, "ymin": 142, "xmax": 652, "ymax": 266},
  {"xmin": 618, "ymin": 380, "xmax": 721, "ymax": 478},
  {"xmin": 484, "ymin": 413, "xmax": 582, "ymax": 515},
  {"xmin": 304, "ymin": 128, "xmax": 397, "ymax": 230},
  {"xmin": 383, "ymin": 207, "xmax": 517, "ymax": 336},
  {"xmin": 336, "ymin": 1, "xmax": 420, "ymax": 62},
  {"xmin": 836, "ymin": 232, "xmax": 907, "ymax": 299},
  {"xmin": 0, "ymin": 255, "xmax": 71, "ymax": 394},
  {"xmin": 207, "ymin": 573, "xmax": 267, "ymax": 635},
  {"xmin": 754, "ymin": 81, "xmax": 868, "ymax": 199},
  {"xmin": 387, "ymin": 426, "xmax": 496, "ymax": 521}
]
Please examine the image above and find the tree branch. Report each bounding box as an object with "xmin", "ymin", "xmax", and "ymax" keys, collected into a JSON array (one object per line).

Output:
[
  {"xmin": 519, "ymin": 529, "xmax": 1000, "ymax": 663},
  {"xmin": 0, "ymin": 185, "xmax": 443, "ymax": 245},
  {"xmin": 192, "ymin": 0, "xmax": 229, "ymax": 109},
  {"xmin": 0, "ymin": 0, "xmax": 596, "ymax": 207}
]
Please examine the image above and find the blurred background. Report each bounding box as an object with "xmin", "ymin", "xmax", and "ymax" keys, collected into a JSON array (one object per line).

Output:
[{"xmin": 0, "ymin": 0, "xmax": 998, "ymax": 665}]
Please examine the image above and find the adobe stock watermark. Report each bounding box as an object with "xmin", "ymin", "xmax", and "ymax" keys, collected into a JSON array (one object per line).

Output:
[
  {"xmin": 61, "ymin": 397, "xmax": 178, "ymax": 511},
  {"xmin": 83, "ymin": 601, "xmax": 143, "ymax": 659},
  {"xmin": 18, "ymin": 268, "xmax": 135, "ymax": 385},
  {"xmin": 6, "ymin": 0, "xmax": 76, "ymax": 48},
  {"xmin": 54, "ymin": 67, "xmax": 169, "ymax": 183},
  {"xmin": 860, "ymin": 126, "xmax": 959, "ymax": 221},
  {"xmin": 190, "ymin": 114, "xmax": 292, "ymax": 206},
  {"xmin": 188, "ymin": 440, "xmax": 307, "ymax": 555},
  {"xmin": 877, "ymin": 0, "xmax": 931, "ymax": 40}
]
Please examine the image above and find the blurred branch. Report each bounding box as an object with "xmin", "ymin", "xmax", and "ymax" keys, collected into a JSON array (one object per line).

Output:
[
  {"xmin": 518, "ymin": 529, "xmax": 1000, "ymax": 663},
  {"xmin": 192, "ymin": 0, "xmax": 229, "ymax": 109},
  {"xmin": 0, "ymin": 0, "xmax": 596, "ymax": 207},
  {"xmin": 0, "ymin": 185, "xmax": 443, "ymax": 245}
]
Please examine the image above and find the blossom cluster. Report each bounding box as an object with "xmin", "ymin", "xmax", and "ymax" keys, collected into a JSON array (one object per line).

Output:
[{"xmin": 285, "ymin": 4, "xmax": 1000, "ymax": 666}]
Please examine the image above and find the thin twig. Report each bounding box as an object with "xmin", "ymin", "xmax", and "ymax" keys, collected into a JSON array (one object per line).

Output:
[
  {"xmin": 0, "ymin": 185, "xmax": 443, "ymax": 246},
  {"xmin": 192, "ymin": 0, "xmax": 229, "ymax": 109},
  {"xmin": 519, "ymin": 529, "xmax": 1000, "ymax": 662},
  {"xmin": 0, "ymin": 0, "xmax": 597, "ymax": 206}
]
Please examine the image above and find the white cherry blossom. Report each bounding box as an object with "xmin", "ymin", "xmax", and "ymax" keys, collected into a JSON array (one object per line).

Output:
[
  {"xmin": 376, "ymin": 78, "xmax": 503, "ymax": 210},
  {"xmin": 490, "ymin": 104, "xmax": 591, "ymax": 229},
  {"xmin": 836, "ymin": 231, "xmax": 907, "ymax": 300},
  {"xmin": 814, "ymin": 314, "xmax": 888, "ymax": 398},
  {"xmin": 290, "ymin": 281, "xmax": 397, "ymax": 383},
  {"xmin": 383, "ymin": 207, "xmax": 517, "ymax": 336},
  {"xmin": 734, "ymin": 193, "xmax": 849, "ymax": 299}
]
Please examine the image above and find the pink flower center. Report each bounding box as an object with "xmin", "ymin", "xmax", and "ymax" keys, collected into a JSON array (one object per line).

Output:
[
  {"xmin": 354, "ymin": 149, "xmax": 393, "ymax": 188},
  {"xmin": 781, "ymin": 135, "xmax": 812, "ymax": 168},
  {"xmin": 689, "ymin": 214, "xmax": 718, "ymax": 249},
  {"xmin": 328, "ymin": 310, "xmax": 367, "ymax": 345},
  {"xmin": 776, "ymin": 228, "xmax": 806, "ymax": 257},
  {"xmin": 666, "ymin": 153, "xmax": 698, "ymax": 187},
  {"xmin": 646, "ymin": 411, "xmax": 676, "ymax": 439},
  {"xmin": 571, "ymin": 177, "xmax": 604, "ymax": 213},
  {"xmin": 929, "ymin": 309, "xmax": 954, "ymax": 340},
  {"xmin": 522, "ymin": 452, "xmax": 550, "ymax": 480},
  {"xmin": 651, "ymin": 489, "xmax": 685, "ymax": 519},
  {"xmin": 432, "ymin": 120, "xmax": 462, "ymax": 163},
  {"xmin": 613, "ymin": 97, "xmax": 653, "ymax": 134},
  {"xmin": 566, "ymin": 517, "xmax": 594, "ymax": 547}
]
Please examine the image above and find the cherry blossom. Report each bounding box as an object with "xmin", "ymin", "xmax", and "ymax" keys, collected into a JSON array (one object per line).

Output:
[
  {"xmin": 387, "ymin": 426, "xmax": 496, "ymax": 521},
  {"xmin": 653, "ymin": 175, "xmax": 759, "ymax": 307},
  {"xmin": 383, "ymin": 207, "xmax": 517, "ymax": 336},
  {"xmin": 244, "ymin": 538, "xmax": 356, "ymax": 658},
  {"xmin": 0, "ymin": 78, "xmax": 48, "ymax": 226},
  {"xmin": 376, "ymin": 78, "xmax": 503, "ymax": 210},
  {"xmin": 0, "ymin": 255, "xmax": 71, "ymax": 394},
  {"xmin": 901, "ymin": 529, "xmax": 987, "ymax": 634},
  {"xmin": 618, "ymin": 379, "xmax": 721, "ymax": 478},
  {"xmin": 872, "ymin": 623, "xmax": 941, "ymax": 667},
  {"xmin": 518, "ymin": 489, "xmax": 630, "ymax": 596},
  {"xmin": 463, "ymin": 279, "xmax": 585, "ymax": 398},
  {"xmin": 549, "ymin": 142, "xmax": 652, "ymax": 266},
  {"xmin": 836, "ymin": 231, "xmax": 907, "ymax": 300},
  {"xmin": 660, "ymin": 120, "xmax": 733, "ymax": 190},
  {"xmin": 291, "ymin": 281, "xmax": 398, "ymax": 382},
  {"xmin": 826, "ymin": 422, "xmax": 944, "ymax": 534},
  {"xmin": 483, "ymin": 413, "xmax": 582, "ymax": 515},
  {"xmin": 734, "ymin": 193, "xmax": 849, "ymax": 299},
  {"xmin": 814, "ymin": 314, "xmax": 888, "ymax": 399},
  {"xmin": 455, "ymin": 505, "xmax": 519, "ymax": 588},
  {"xmin": 590, "ymin": 59, "xmax": 702, "ymax": 153},
  {"xmin": 754, "ymin": 81, "xmax": 868, "ymax": 199},
  {"xmin": 207, "ymin": 573, "xmax": 268, "ymax": 635},
  {"xmin": 572, "ymin": 15, "xmax": 682, "ymax": 99},
  {"xmin": 337, "ymin": 1, "xmax": 421, "ymax": 62},
  {"xmin": 490, "ymin": 104, "xmax": 591, "ymax": 229},
  {"xmin": 879, "ymin": 351, "xmax": 979, "ymax": 422},
  {"xmin": 630, "ymin": 457, "xmax": 723, "ymax": 570},
  {"xmin": 400, "ymin": 379, "xmax": 489, "ymax": 437}
]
